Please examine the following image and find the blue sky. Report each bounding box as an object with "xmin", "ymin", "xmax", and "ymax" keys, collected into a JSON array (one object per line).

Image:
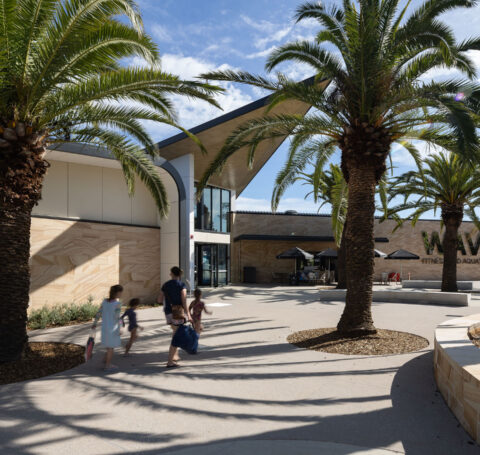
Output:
[{"xmin": 136, "ymin": 0, "xmax": 480, "ymax": 215}]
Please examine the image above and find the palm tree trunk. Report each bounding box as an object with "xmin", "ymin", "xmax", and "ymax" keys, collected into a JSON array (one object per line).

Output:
[
  {"xmin": 337, "ymin": 162, "xmax": 377, "ymax": 334},
  {"xmin": 0, "ymin": 129, "xmax": 48, "ymax": 363},
  {"xmin": 441, "ymin": 204, "xmax": 463, "ymax": 293},
  {"xmin": 0, "ymin": 206, "xmax": 32, "ymax": 362},
  {"xmin": 336, "ymin": 226, "xmax": 347, "ymax": 289}
]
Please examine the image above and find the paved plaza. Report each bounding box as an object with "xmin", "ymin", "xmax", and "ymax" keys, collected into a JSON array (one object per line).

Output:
[{"xmin": 1, "ymin": 286, "xmax": 480, "ymax": 454}]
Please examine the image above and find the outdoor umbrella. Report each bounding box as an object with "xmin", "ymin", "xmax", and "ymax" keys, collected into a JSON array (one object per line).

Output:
[
  {"xmin": 276, "ymin": 247, "xmax": 313, "ymax": 273},
  {"xmin": 374, "ymin": 249, "xmax": 387, "ymax": 258},
  {"xmin": 315, "ymin": 248, "xmax": 338, "ymax": 280},
  {"xmin": 385, "ymin": 249, "xmax": 420, "ymax": 279}
]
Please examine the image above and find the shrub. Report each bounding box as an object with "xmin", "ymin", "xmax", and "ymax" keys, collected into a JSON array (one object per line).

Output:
[{"xmin": 28, "ymin": 298, "xmax": 99, "ymax": 330}]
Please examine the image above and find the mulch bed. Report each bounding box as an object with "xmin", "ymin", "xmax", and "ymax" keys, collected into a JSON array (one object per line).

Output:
[
  {"xmin": 288, "ymin": 328, "xmax": 429, "ymax": 356},
  {"xmin": 0, "ymin": 342, "xmax": 84, "ymax": 385}
]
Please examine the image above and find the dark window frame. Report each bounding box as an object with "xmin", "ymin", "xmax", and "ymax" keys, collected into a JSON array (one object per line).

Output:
[{"xmin": 195, "ymin": 184, "xmax": 230, "ymax": 233}]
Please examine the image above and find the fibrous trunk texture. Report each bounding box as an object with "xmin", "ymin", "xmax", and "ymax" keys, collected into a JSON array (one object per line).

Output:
[
  {"xmin": 337, "ymin": 122, "xmax": 390, "ymax": 335},
  {"xmin": 441, "ymin": 203, "xmax": 463, "ymax": 293},
  {"xmin": 0, "ymin": 123, "xmax": 48, "ymax": 362}
]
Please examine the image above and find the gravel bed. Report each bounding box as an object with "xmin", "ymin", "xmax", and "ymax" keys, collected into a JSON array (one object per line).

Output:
[
  {"xmin": 0, "ymin": 342, "xmax": 84, "ymax": 385},
  {"xmin": 287, "ymin": 328, "xmax": 429, "ymax": 355}
]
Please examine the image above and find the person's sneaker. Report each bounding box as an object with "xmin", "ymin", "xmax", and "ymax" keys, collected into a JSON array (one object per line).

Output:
[{"xmin": 104, "ymin": 364, "xmax": 119, "ymax": 372}]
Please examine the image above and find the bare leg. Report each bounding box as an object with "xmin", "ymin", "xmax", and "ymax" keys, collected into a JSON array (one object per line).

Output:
[
  {"xmin": 105, "ymin": 348, "xmax": 114, "ymax": 368},
  {"xmin": 125, "ymin": 328, "xmax": 137, "ymax": 354},
  {"xmin": 167, "ymin": 345, "xmax": 179, "ymax": 366},
  {"xmin": 168, "ymin": 326, "xmax": 179, "ymax": 366}
]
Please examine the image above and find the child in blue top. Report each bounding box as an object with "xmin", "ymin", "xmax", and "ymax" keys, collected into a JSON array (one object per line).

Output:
[{"xmin": 121, "ymin": 298, "xmax": 143, "ymax": 355}]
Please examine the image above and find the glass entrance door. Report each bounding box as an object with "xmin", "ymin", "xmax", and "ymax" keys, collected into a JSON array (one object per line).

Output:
[{"xmin": 195, "ymin": 243, "xmax": 229, "ymax": 287}]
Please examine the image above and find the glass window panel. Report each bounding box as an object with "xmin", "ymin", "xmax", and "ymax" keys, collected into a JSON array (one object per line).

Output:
[
  {"xmin": 212, "ymin": 188, "xmax": 221, "ymax": 232},
  {"xmin": 218, "ymin": 244, "xmax": 228, "ymax": 285},
  {"xmin": 221, "ymin": 189, "xmax": 230, "ymax": 233},
  {"xmin": 202, "ymin": 188, "xmax": 212, "ymax": 230}
]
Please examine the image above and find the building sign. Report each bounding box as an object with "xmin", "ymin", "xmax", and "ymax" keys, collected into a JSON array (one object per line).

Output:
[{"xmin": 421, "ymin": 231, "xmax": 480, "ymax": 265}]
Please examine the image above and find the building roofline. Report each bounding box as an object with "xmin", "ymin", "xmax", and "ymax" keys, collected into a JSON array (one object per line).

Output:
[
  {"xmin": 233, "ymin": 210, "xmax": 478, "ymax": 224},
  {"xmin": 234, "ymin": 210, "xmax": 331, "ymax": 217},
  {"xmin": 233, "ymin": 234, "xmax": 389, "ymax": 243}
]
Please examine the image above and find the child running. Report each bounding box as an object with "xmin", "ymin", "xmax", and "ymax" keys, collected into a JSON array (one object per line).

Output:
[
  {"xmin": 94, "ymin": 284, "xmax": 123, "ymax": 372},
  {"xmin": 189, "ymin": 288, "xmax": 212, "ymax": 334},
  {"xmin": 121, "ymin": 298, "xmax": 143, "ymax": 356}
]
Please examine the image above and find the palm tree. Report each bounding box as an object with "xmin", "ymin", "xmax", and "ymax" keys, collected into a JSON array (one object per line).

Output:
[
  {"xmin": 0, "ymin": 0, "xmax": 221, "ymax": 363},
  {"xmin": 386, "ymin": 152, "xmax": 480, "ymax": 292},
  {"xmin": 199, "ymin": 0, "xmax": 480, "ymax": 335}
]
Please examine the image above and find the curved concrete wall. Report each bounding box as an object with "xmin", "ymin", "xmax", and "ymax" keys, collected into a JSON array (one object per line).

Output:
[{"xmin": 434, "ymin": 314, "xmax": 480, "ymax": 443}]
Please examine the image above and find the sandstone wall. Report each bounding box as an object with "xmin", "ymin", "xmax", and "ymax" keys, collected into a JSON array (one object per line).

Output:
[{"xmin": 29, "ymin": 217, "xmax": 161, "ymax": 309}]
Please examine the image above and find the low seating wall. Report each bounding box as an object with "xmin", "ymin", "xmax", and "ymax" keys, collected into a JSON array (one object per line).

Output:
[
  {"xmin": 318, "ymin": 289, "xmax": 470, "ymax": 306},
  {"xmin": 403, "ymin": 280, "xmax": 480, "ymax": 291},
  {"xmin": 434, "ymin": 315, "xmax": 480, "ymax": 443}
]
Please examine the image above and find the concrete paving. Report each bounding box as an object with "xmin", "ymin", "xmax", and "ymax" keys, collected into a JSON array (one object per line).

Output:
[{"xmin": 1, "ymin": 285, "xmax": 480, "ymax": 455}]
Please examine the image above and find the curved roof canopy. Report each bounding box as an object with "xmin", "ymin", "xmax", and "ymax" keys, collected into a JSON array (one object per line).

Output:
[{"xmin": 156, "ymin": 78, "xmax": 328, "ymax": 194}]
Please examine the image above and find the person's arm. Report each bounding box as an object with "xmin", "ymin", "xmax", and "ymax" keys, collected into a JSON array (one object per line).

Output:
[
  {"xmin": 92, "ymin": 307, "xmax": 102, "ymax": 328},
  {"xmin": 181, "ymin": 288, "xmax": 192, "ymax": 322},
  {"xmin": 203, "ymin": 303, "xmax": 212, "ymax": 315},
  {"xmin": 157, "ymin": 290, "xmax": 164, "ymax": 305}
]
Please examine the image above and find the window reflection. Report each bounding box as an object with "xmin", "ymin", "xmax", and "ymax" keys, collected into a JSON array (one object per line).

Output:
[{"xmin": 195, "ymin": 184, "xmax": 230, "ymax": 233}]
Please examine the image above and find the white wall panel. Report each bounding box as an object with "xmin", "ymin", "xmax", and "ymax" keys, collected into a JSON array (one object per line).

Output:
[
  {"xmin": 132, "ymin": 176, "xmax": 158, "ymax": 226},
  {"xmin": 35, "ymin": 160, "xmax": 160, "ymax": 227},
  {"xmin": 102, "ymin": 168, "xmax": 132, "ymax": 224},
  {"xmin": 68, "ymin": 163, "xmax": 102, "ymax": 220},
  {"xmin": 34, "ymin": 161, "xmax": 68, "ymax": 217}
]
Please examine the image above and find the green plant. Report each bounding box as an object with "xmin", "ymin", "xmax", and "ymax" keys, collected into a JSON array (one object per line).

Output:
[
  {"xmin": 0, "ymin": 0, "xmax": 222, "ymax": 362},
  {"xmin": 199, "ymin": 0, "xmax": 480, "ymax": 334},
  {"xmin": 28, "ymin": 299, "xmax": 100, "ymax": 330}
]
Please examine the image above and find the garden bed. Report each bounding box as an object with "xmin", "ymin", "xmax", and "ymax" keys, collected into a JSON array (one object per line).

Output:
[
  {"xmin": 288, "ymin": 328, "xmax": 429, "ymax": 355},
  {"xmin": 0, "ymin": 342, "xmax": 85, "ymax": 385}
]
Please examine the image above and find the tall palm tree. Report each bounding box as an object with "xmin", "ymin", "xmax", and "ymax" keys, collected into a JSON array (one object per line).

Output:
[
  {"xmin": 0, "ymin": 0, "xmax": 221, "ymax": 363},
  {"xmin": 387, "ymin": 152, "xmax": 480, "ymax": 292},
  {"xmin": 199, "ymin": 0, "xmax": 480, "ymax": 335}
]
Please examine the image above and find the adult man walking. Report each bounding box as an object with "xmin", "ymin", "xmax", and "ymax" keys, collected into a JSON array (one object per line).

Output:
[{"xmin": 158, "ymin": 267, "xmax": 193, "ymax": 367}]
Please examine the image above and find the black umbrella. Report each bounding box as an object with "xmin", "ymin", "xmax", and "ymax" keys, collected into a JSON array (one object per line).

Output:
[
  {"xmin": 315, "ymin": 248, "xmax": 338, "ymax": 258},
  {"xmin": 277, "ymin": 247, "xmax": 313, "ymax": 260},
  {"xmin": 385, "ymin": 249, "xmax": 420, "ymax": 279},
  {"xmin": 385, "ymin": 249, "xmax": 420, "ymax": 260},
  {"xmin": 277, "ymin": 247, "xmax": 313, "ymax": 274},
  {"xmin": 315, "ymin": 248, "xmax": 339, "ymax": 280}
]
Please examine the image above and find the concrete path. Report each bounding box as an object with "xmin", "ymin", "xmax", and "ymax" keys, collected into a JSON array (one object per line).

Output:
[{"xmin": 1, "ymin": 285, "xmax": 480, "ymax": 455}]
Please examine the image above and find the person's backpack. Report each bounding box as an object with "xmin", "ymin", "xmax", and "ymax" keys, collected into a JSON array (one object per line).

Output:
[{"xmin": 171, "ymin": 324, "xmax": 199, "ymax": 354}]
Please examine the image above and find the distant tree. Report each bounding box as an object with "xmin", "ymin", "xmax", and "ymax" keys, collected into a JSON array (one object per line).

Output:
[
  {"xmin": 0, "ymin": 0, "xmax": 221, "ymax": 362},
  {"xmin": 387, "ymin": 152, "xmax": 480, "ymax": 292}
]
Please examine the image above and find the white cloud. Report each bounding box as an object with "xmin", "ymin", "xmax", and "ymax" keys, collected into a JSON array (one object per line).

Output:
[
  {"xmin": 134, "ymin": 54, "xmax": 253, "ymax": 141},
  {"xmin": 151, "ymin": 24, "xmax": 172, "ymax": 42},
  {"xmin": 255, "ymin": 26, "xmax": 292, "ymax": 50},
  {"xmin": 236, "ymin": 196, "xmax": 324, "ymax": 213},
  {"xmin": 246, "ymin": 46, "xmax": 276, "ymax": 59}
]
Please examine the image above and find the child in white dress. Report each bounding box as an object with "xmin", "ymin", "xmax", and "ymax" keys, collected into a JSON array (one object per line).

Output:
[{"xmin": 94, "ymin": 284, "xmax": 123, "ymax": 371}]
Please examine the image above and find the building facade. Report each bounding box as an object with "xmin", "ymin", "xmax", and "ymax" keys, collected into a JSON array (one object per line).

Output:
[
  {"xmin": 28, "ymin": 80, "xmax": 479, "ymax": 310},
  {"xmin": 231, "ymin": 211, "xmax": 480, "ymax": 283},
  {"xmin": 28, "ymin": 92, "xmax": 313, "ymax": 309}
]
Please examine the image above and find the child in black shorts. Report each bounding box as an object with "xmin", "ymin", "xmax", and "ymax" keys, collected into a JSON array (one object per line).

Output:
[{"xmin": 121, "ymin": 298, "xmax": 143, "ymax": 355}]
